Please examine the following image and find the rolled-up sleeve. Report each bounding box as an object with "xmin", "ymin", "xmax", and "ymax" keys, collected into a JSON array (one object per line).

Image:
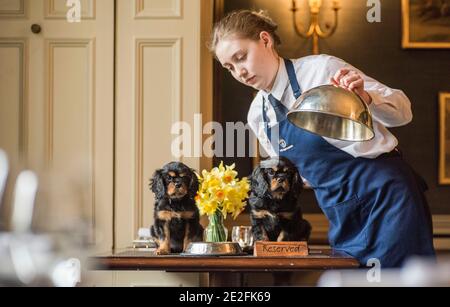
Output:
[
  {"xmin": 365, "ymin": 84, "xmax": 413, "ymax": 127},
  {"xmin": 325, "ymin": 56, "xmax": 413, "ymax": 128}
]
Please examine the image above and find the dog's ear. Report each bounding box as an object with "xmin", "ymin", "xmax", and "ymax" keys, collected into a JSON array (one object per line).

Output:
[
  {"xmin": 150, "ymin": 169, "xmax": 166, "ymax": 200},
  {"xmin": 250, "ymin": 166, "xmax": 269, "ymax": 197},
  {"xmin": 188, "ymin": 168, "xmax": 199, "ymax": 199},
  {"xmin": 291, "ymin": 168, "xmax": 304, "ymax": 199}
]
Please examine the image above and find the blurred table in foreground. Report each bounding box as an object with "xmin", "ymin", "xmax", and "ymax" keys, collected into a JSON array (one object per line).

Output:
[{"xmin": 91, "ymin": 247, "xmax": 360, "ymax": 287}]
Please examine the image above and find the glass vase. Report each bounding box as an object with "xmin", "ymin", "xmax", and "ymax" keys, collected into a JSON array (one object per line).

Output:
[{"xmin": 204, "ymin": 210, "xmax": 228, "ymax": 242}]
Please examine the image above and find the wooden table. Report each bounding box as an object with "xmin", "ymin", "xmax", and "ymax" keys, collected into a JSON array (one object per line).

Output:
[{"xmin": 92, "ymin": 247, "xmax": 360, "ymax": 287}]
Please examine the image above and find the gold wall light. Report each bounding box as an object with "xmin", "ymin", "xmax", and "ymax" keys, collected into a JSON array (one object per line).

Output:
[{"xmin": 291, "ymin": 0, "xmax": 341, "ymax": 54}]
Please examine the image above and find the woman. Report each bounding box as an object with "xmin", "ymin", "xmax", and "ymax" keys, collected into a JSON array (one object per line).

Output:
[{"xmin": 209, "ymin": 10, "xmax": 435, "ymax": 268}]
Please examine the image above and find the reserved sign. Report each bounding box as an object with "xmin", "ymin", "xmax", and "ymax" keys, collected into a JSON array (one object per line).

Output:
[{"xmin": 254, "ymin": 241, "xmax": 309, "ymax": 257}]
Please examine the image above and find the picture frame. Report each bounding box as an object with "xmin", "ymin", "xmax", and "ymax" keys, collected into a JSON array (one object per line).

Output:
[
  {"xmin": 402, "ymin": 0, "xmax": 450, "ymax": 49},
  {"xmin": 439, "ymin": 92, "xmax": 450, "ymax": 185}
]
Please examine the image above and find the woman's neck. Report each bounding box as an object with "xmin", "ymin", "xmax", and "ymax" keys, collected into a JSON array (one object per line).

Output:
[{"xmin": 264, "ymin": 55, "xmax": 281, "ymax": 93}]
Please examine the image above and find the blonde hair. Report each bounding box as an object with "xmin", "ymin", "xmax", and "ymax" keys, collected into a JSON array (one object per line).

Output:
[{"xmin": 208, "ymin": 10, "xmax": 281, "ymax": 56}]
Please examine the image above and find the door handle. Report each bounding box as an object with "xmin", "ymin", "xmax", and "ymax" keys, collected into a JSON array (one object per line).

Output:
[{"xmin": 31, "ymin": 24, "xmax": 42, "ymax": 34}]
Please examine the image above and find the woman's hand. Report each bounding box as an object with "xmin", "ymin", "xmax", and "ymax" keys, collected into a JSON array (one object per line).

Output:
[{"xmin": 331, "ymin": 68, "xmax": 372, "ymax": 105}]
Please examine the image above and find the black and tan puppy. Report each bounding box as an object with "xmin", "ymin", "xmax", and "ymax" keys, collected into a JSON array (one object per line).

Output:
[
  {"xmin": 249, "ymin": 157, "xmax": 311, "ymax": 242},
  {"xmin": 150, "ymin": 162, "xmax": 203, "ymax": 255}
]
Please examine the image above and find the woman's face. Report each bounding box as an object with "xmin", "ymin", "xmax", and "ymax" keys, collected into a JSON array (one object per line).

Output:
[{"xmin": 215, "ymin": 33, "xmax": 279, "ymax": 92}]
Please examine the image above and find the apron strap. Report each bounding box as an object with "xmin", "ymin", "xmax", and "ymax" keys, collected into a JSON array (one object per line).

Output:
[
  {"xmin": 262, "ymin": 59, "xmax": 303, "ymax": 140},
  {"xmin": 283, "ymin": 58, "xmax": 302, "ymax": 99}
]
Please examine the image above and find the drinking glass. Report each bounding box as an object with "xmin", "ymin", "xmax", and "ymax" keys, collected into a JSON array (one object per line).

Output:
[{"xmin": 231, "ymin": 226, "xmax": 253, "ymax": 253}]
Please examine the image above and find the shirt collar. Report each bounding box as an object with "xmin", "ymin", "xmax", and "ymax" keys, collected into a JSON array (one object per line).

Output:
[{"xmin": 267, "ymin": 57, "xmax": 289, "ymax": 101}]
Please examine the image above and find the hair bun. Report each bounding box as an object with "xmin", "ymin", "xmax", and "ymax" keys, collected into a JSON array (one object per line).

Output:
[
  {"xmin": 209, "ymin": 9, "xmax": 282, "ymax": 54},
  {"xmin": 252, "ymin": 10, "xmax": 278, "ymax": 29}
]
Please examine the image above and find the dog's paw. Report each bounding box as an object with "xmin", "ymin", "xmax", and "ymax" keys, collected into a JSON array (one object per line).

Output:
[
  {"xmin": 183, "ymin": 241, "xmax": 192, "ymax": 252},
  {"xmin": 255, "ymin": 235, "xmax": 269, "ymax": 242},
  {"xmin": 277, "ymin": 231, "xmax": 286, "ymax": 242},
  {"xmin": 155, "ymin": 248, "xmax": 170, "ymax": 255}
]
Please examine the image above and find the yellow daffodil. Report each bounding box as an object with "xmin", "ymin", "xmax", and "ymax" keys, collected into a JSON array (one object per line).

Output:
[{"xmin": 195, "ymin": 161, "xmax": 249, "ymax": 221}]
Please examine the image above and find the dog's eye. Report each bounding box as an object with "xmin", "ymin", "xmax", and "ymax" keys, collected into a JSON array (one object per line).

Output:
[
  {"xmin": 165, "ymin": 175, "xmax": 174, "ymax": 181},
  {"xmin": 267, "ymin": 169, "xmax": 275, "ymax": 176}
]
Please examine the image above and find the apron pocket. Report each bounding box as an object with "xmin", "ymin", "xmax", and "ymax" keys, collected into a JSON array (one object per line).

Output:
[{"xmin": 322, "ymin": 194, "xmax": 370, "ymax": 250}]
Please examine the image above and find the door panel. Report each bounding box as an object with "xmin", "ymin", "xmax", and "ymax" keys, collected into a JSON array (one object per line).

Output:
[
  {"xmin": 0, "ymin": 39, "xmax": 26, "ymax": 164},
  {"xmin": 0, "ymin": 0, "xmax": 113, "ymax": 253},
  {"xmin": 45, "ymin": 0, "xmax": 95, "ymax": 19},
  {"xmin": 135, "ymin": 0, "xmax": 182, "ymax": 19},
  {"xmin": 0, "ymin": 0, "xmax": 26, "ymax": 17},
  {"xmin": 115, "ymin": 0, "xmax": 203, "ymax": 249}
]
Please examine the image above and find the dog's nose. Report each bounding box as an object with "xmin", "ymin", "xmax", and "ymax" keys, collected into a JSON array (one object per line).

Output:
[
  {"xmin": 276, "ymin": 177, "xmax": 285, "ymax": 183},
  {"xmin": 175, "ymin": 183, "xmax": 182, "ymax": 188}
]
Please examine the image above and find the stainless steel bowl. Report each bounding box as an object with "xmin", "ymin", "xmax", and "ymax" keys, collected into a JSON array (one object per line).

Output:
[
  {"xmin": 182, "ymin": 242, "xmax": 244, "ymax": 256},
  {"xmin": 287, "ymin": 85, "xmax": 374, "ymax": 141}
]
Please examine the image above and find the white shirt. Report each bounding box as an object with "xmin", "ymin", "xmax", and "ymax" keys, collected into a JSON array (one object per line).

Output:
[{"xmin": 247, "ymin": 54, "xmax": 413, "ymax": 159}]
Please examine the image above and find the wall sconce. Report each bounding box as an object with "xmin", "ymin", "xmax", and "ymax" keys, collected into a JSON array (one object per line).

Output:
[{"xmin": 291, "ymin": 0, "xmax": 341, "ymax": 54}]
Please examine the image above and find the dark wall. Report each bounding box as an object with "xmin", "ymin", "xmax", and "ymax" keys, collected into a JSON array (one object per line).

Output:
[{"xmin": 215, "ymin": 0, "xmax": 450, "ymax": 214}]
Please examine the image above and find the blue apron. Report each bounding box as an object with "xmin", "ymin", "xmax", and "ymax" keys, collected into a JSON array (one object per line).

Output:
[{"xmin": 262, "ymin": 59, "xmax": 435, "ymax": 268}]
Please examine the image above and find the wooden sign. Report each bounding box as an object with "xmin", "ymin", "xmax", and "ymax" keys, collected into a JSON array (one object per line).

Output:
[{"xmin": 254, "ymin": 241, "xmax": 309, "ymax": 257}]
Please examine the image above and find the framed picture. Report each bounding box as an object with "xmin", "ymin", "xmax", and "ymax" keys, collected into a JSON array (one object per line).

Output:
[
  {"xmin": 439, "ymin": 92, "xmax": 450, "ymax": 185},
  {"xmin": 402, "ymin": 0, "xmax": 450, "ymax": 48}
]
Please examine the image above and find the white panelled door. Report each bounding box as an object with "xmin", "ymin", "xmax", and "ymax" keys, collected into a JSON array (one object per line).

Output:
[
  {"xmin": 115, "ymin": 0, "xmax": 207, "ymax": 249},
  {"xmin": 0, "ymin": 0, "xmax": 114, "ymax": 252}
]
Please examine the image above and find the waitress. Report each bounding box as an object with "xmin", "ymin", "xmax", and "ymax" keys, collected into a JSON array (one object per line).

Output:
[{"xmin": 209, "ymin": 9, "xmax": 435, "ymax": 268}]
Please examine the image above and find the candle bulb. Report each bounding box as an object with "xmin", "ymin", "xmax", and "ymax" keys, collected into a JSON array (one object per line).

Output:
[
  {"xmin": 332, "ymin": 0, "xmax": 341, "ymax": 10},
  {"xmin": 309, "ymin": 0, "xmax": 322, "ymax": 8},
  {"xmin": 309, "ymin": 0, "xmax": 322, "ymax": 13}
]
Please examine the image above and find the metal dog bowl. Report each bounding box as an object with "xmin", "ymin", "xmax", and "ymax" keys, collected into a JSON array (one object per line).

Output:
[
  {"xmin": 287, "ymin": 85, "xmax": 374, "ymax": 141},
  {"xmin": 181, "ymin": 242, "xmax": 245, "ymax": 256}
]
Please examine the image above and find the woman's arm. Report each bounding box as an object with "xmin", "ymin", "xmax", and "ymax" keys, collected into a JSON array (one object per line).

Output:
[
  {"xmin": 326, "ymin": 56, "xmax": 413, "ymax": 128},
  {"xmin": 364, "ymin": 78, "xmax": 413, "ymax": 127}
]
